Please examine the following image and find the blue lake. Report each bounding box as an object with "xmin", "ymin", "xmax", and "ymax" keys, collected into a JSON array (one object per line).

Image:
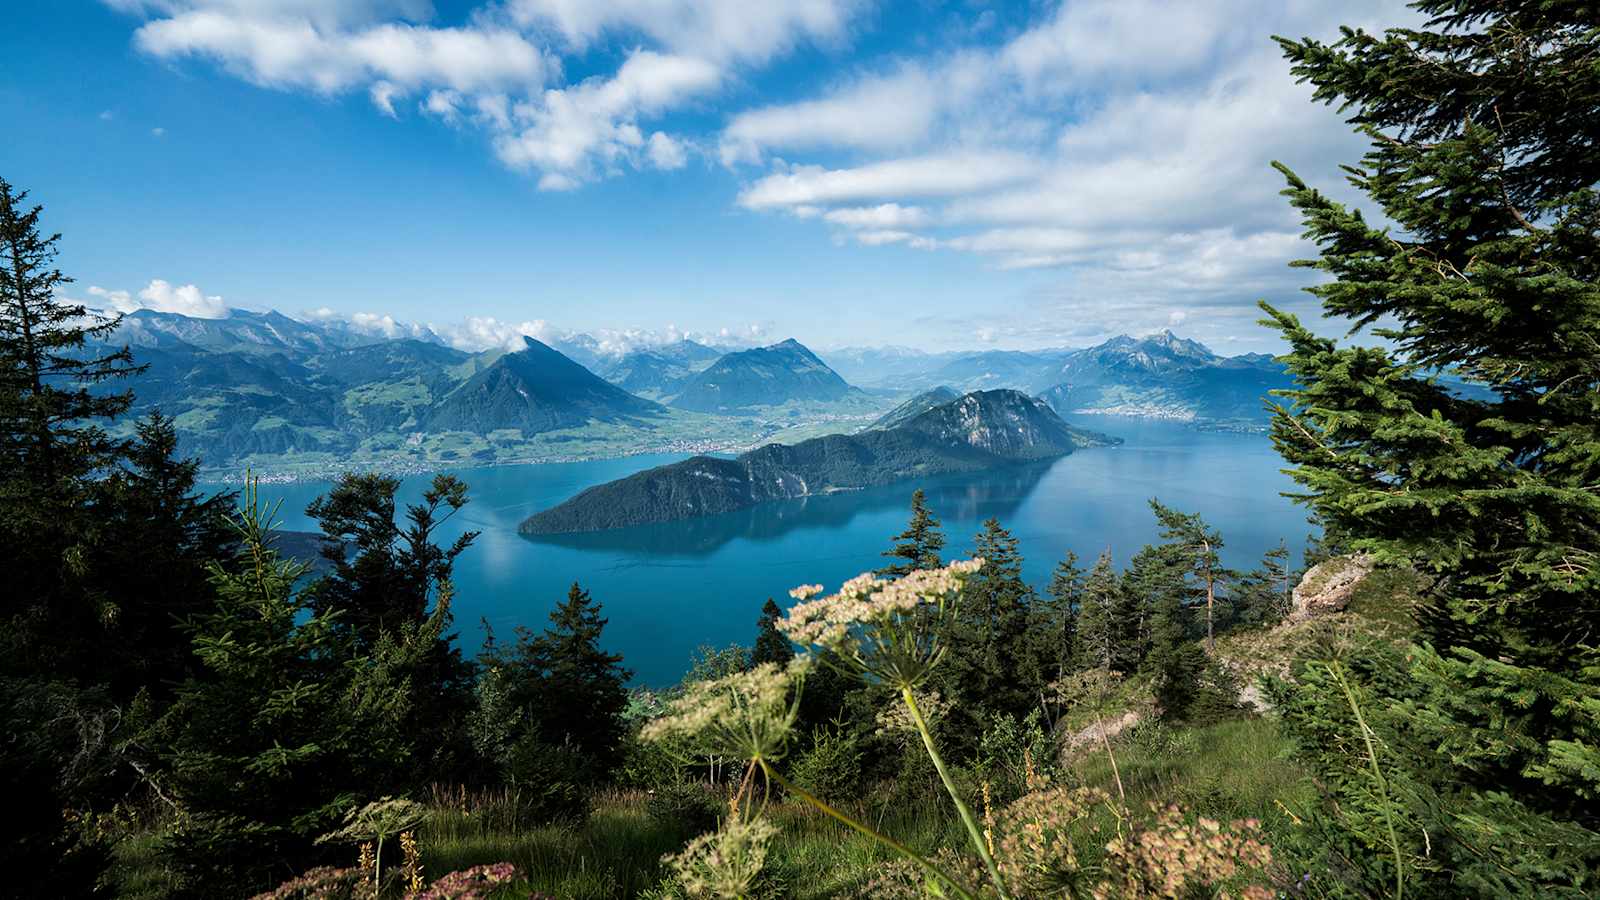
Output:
[{"xmin": 255, "ymin": 418, "xmax": 1311, "ymax": 686}]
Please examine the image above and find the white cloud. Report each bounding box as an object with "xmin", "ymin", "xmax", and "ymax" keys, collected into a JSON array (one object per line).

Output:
[
  {"xmin": 305, "ymin": 307, "xmax": 440, "ymax": 340},
  {"xmin": 738, "ymin": 152, "xmax": 1042, "ymax": 209},
  {"xmin": 646, "ymin": 131, "xmax": 688, "ymax": 170},
  {"xmin": 99, "ymin": 109, "xmax": 115, "ymax": 120},
  {"xmin": 369, "ymin": 79, "xmax": 401, "ymax": 115},
  {"xmin": 493, "ymin": 50, "xmax": 719, "ymax": 187},
  {"xmin": 132, "ymin": 11, "xmax": 554, "ymax": 95},
  {"xmin": 720, "ymin": 64, "xmax": 942, "ymax": 164},
  {"xmin": 503, "ymin": 0, "xmax": 860, "ymax": 63},
  {"xmin": 821, "ymin": 203, "xmax": 930, "ymax": 229},
  {"xmin": 719, "ymin": 0, "xmax": 1409, "ymax": 324},
  {"xmin": 108, "ymin": 0, "xmax": 867, "ymax": 190},
  {"xmin": 1000, "ymin": 0, "xmax": 1229, "ymax": 85},
  {"xmin": 89, "ymin": 279, "xmax": 230, "ymax": 318},
  {"xmin": 151, "ymin": 126, "xmax": 166, "ymax": 136},
  {"xmin": 420, "ymin": 88, "xmax": 461, "ymax": 121},
  {"xmin": 849, "ymin": 229, "xmax": 937, "ymax": 248}
]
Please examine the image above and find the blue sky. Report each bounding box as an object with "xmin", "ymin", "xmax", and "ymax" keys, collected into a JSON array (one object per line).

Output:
[{"xmin": 3, "ymin": 0, "xmax": 1409, "ymax": 353}]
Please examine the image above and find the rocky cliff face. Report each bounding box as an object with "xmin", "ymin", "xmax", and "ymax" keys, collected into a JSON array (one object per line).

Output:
[{"xmin": 898, "ymin": 389, "xmax": 1104, "ymax": 459}]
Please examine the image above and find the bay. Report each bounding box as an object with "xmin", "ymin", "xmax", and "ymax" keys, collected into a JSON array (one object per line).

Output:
[{"xmin": 254, "ymin": 417, "xmax": 1310, "ymax": 687}]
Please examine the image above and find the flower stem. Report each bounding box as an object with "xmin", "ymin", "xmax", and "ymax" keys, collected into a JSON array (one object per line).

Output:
[
  {"xmin": 758, "ymin": 760, "xmax": 976, "ymax": 900},
  {"xmin": 901, "ymin": 687, "xmax": 1012, "ymax": 900},
  {"xmin": 1331, "ymin": 661, "xmax": 1405, "ymax": 900}
]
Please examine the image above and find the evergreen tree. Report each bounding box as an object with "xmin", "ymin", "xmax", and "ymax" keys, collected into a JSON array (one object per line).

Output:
[
  {"xmin": 1074, "ymin": 551, "xmax": 1132, "ymax": 673},
  {"xmin": 156, "ymin": 484, "xmax": 426, "ymax": 897},
  {"xmin": 1029, "ymin": 552, "xmax": 1084, "ymax": 683},
  {"xmin": 1266, "ymin": 4, "xmax": 1600, "ymax": 891},
  {"xmin": 489, "ymin": 582, "xmax": 632, "ymax": 777},
  {"xmin": 96, "ymin": 412, "xmax": 237, "ymax": 698},
  {"xmin": 1149, "ymin": 500, "xmax": 1229, "ymax": 651},
  {"xmin": 1121, "ymin": 542, "xmax": 1188, "ymax": 667},
  {"xmin": 878, "ymin": 488, "xmax": 945, "ymax": 576},
  {"xmin": 1234, "ymin": 541, "xmax": 1294, "ymax": 627},
  {"xmin": 751, "ymin": 597, "xmax": 794, "ymax": 667},
  {"xmin": 305, "ymin": 473, "xmax": 479, "ymax": 782},
  {"xmin": 0, "ymin": 176, "xmax": 143, "ymax": 679},
  {"xmin": 1143, "ymin": 570, "xmax": 1206, "ymax": 722},
  {"xmin": 306, "ymin": 473, "xmax": 478, "ymax": 642},
  {"xmin": 957, "ymin": 519, "xmax": 1036, "ymax": 720}
]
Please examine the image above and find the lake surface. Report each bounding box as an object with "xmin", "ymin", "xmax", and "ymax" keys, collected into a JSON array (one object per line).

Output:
[{"xmin": 255, "ymin": 418, "xmax": 1311, "ymax": 686}]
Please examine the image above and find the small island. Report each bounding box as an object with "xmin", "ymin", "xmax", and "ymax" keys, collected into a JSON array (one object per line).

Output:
[{"xmin": 520, "ymin": 389, "xmax": 1118, "ymax": 534}]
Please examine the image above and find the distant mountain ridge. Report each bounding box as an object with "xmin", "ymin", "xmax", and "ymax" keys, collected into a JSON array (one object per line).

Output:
[
  {"xmin": 824, "ymin": 332, "xmax": 1291, "ymax": 426},
  {"xmin": 520, "ymin": 389, "xmax": 1116, "ymax": 534},
  {"xmin": 88, "ymin": 307, "xmax": 1290, "ymax": 469},
  {"xmin": 669, "ymin": 338, "xmax": 860, "ymax": 412},
  {"xmin": 426, "ymin": 337, "xmax": 662, "ymax": 435},
  {"xmin": 865, "ymin": 386, "xmax": 961, "ymax": 431},
  {"xmin": 598, "ymin": 340, "xmax": 722, "ymax": 399}
]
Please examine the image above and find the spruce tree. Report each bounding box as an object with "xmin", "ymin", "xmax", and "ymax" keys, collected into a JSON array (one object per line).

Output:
[
  {"xmin": 1121, "ymin": 542, "xmax": 1188, "ymax": 668},
  {"xmin": 878, "ymin": 488, "xmax": 945, "ymax": 576},
  {"xmin": 490, "ymin": 582, "xmax": 632, "ymax": 777},
  {"xmin": 156, "ymin": 484, "xmax": 426, "ymax": 896},
  {"xmin": 1029, "ymin": 552, "xmax": 1084, "ymax": 683},
  {"xmin": 0, "ymin": 176, "xmax": 142, "ymax": 679},
  {"xmin": 305, "ymin": 473, "xmax": 479, "ymax": 782},
  {"xmin": 966, "ymin": 518, "xmax": 1036, "ymax": 717},
  {"xmin": 1266, "ymin": 3, "xmax": 1600, "ymax": 891},
  {"xmin": 1149, "ymin": 500, "xmax": 1228, "ymax": 651},
  {"xmin": 1074, "ymin": 551, "xmax": 1130, "ymax": 673},
  {"xmin": 1234, "ymin": 541, "xmax": 1294, "ymax": 627},
  {"xmin": 1143, "ymin": 570, "xmax": 1206, "ymax": 722},
  {"xmin": 751, "ymin": 598, "xmax": 794, "ymax": 667},
  {"xmin": 97, "ymin": 412, "xmax": 237, "ymax": 697}
]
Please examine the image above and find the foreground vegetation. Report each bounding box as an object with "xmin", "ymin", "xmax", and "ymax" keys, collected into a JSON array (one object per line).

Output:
[{"xmin": 4, "ymin": 1, "xmax": 1597, "ymax": 897}]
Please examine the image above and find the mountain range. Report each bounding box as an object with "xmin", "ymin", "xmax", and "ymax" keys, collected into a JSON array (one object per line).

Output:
[
  {"xmin": 825, "ymin": 331, "xmax": 1291, "ymax": 425},
  {"xmin": 520, "ymin": 389, "xmax": 1116, "ymax": 534},
  {"xmin": 91, "ymin": 308, "xmax": 1294, "ymax": 472}
]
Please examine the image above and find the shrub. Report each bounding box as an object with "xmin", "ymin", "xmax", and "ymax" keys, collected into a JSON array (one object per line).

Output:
[
  {"xmin": 616, "ymin": 732, "xmax": 684, "ymax": 791},
  {"xmin": 974, "ymin": 709, "xmax": 1057, "ymax": 802},
  {"xmin": 502, "ymin": 736, "xmax": 591, "ymax": 824},
  {"xmin": 789, "ymin": 721, "xmax": 864, "ymax": 801},
  {"xmin": 646, "ymin": 781, "xmax": 722, "ymax": 837}
]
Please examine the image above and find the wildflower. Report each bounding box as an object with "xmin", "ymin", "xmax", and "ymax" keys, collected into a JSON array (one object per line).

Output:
[
  {"xmin": 779, "ymin": 558, "xmax": 984, "ymax": 689},
  {"xmin": 400, "ymin": 830, "xmax": 424, "ymax": 894},
  {"xmin": 991, "ymin": 786, "xmax": 1107, "ymax": 894},
  {"xmin": 664, "ymin": 814, "xmax": 777, "ymax": 899},
  {"xmin": 249, "ymin": 866, "xmax": 362, "ymax": 900},
  {"xmin": 405, "ymin": 862, "xmax": 527, "ymax": 900},
  {"xmin": 1094, "ymin": 805, "xmax": 1274, "ymax": 900},
  {"xmin": 320, "ymin": 796, "xmax": 429, "ymax": 892},
  {"xmin": 641, "ymin": 656, "xmax": 810, "ymax": 763}
]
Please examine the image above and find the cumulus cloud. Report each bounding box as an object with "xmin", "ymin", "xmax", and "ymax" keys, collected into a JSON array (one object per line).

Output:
[
  {"xmin": 502, "ymin": 0, "xmax": 859, "ymax": 64},
  {"xmin": 718, "ymin": 0, "xmax": 1412, "ymax": 336},
  {"xmin": 88, "ymin": 279, "xmax": 230, "ymax": 318},
  {"xmin": 130, "ymin": 9, "xmax": 553, "ymax": 95},
  {"xmin": 108, "ymin": 0, "xmax": 863, "ymax": 189},
  {"xmin": 738, "ymin": 152, "xmax": 1042, "ymax": 209},
  {"xmin": 492, "ymin": 50, "xmax": 719, "ymax": 186},
  {"xmin": 821, "ymin": 203, "xmax": 930, "ymax": 229},
  {"xmin": 719, "ymin": 64, "xmax": 945, "ymax": 164}
]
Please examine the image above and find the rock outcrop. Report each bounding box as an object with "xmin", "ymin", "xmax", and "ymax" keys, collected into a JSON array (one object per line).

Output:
[{"xmin": 1289, "ymin": 554, "xmax": 1375, "ymax": 622}]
